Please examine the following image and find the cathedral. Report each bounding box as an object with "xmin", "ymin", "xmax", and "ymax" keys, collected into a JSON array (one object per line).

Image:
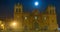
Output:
[{"xmin": 13, "ymin": 3, "xmax": 58, "ymax": 32}]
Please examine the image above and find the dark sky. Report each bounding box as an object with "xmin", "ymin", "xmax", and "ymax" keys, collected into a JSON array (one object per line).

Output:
[{"xmin": 0, "ymin": 0, "xmax": 60, "ymax": 27}]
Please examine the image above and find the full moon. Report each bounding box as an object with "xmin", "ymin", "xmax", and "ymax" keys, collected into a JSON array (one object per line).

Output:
[{"xmin": 35, "ymin": 2, "xmax": 39, "ymax": 6}]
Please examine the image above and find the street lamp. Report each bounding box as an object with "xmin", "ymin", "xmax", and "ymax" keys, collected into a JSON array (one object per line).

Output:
[
  {"xmin": 0, "ymin": 20, "xmax": 5, "ymax": 30},
  {"xmin": 1, "ymin": 24, "xmax": 4, "ymax": 27},
  {"xmin": 11, "ymin": 22, "xmax": 17, "ymax": 26},
  {"xmin": 1, "ymin": 24, "xmax": 4, "ymax": 29},
  {"xmin": 12, "ymin": 22, "xmax": 17, "ymax": 26},
  {"xmin": 10, "ymin": 21, "xmax": 18, "ymax": 29},
  {"xmin": 9, "ymin": 20, "xmax": 24, "ymax": 32}
]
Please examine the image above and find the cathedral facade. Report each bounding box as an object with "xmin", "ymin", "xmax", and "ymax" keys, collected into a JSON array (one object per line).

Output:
[{"xmin": 14, "ymin": 3, "xmax": 58, "ymax": 32}]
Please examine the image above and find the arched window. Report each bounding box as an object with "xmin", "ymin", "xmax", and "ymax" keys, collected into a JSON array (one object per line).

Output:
[
  {"xmin": 16, "ymin": 8, "xmax": 19, "ymax": 13},
  {"xmin": 19, "ymin": 8, "xmax": 21, "ymax": 12}
]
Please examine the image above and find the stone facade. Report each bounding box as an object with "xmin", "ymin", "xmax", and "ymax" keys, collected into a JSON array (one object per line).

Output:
[{"xmin": 14, "ymin": 3, "xmax": 58, "ymax": 32}]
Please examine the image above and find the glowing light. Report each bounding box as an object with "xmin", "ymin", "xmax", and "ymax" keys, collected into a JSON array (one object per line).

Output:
[
  {"xmin": 12, "ymin": 22, "xmax": 16, "ymax": 26},
  {"xmin": 10, "ymin": 21, "xmax": 17, "ymax": 27},
  {"xmin": 35, "ymin": 2, "xmax": 39, "ymax": 6},
  {"xmin": 1, "ymin": 24, "xmax": 4, "ymax": 29},
  {"xmin": 10, "ymin": 20, "xmax": 23, "ymax": 29},
  {"xmin": 35, "ymin": 16, "xmax": 38, "ymax": 19},
  {"xmin": 10, "ymin": 21, "xmax": 18, "ymax": 29},
  {"xmin": 25, "ymin": 16, "xmax": 27, "ymax": 20},
  {"xmin": 1, "ymin": 24, "xmax": 4, "ymax": 26}
]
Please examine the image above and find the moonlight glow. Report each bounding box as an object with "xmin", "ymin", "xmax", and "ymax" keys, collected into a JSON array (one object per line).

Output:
[{"xmin": 35, "ymin": 2, "xmax": 39, "ymax": 6}]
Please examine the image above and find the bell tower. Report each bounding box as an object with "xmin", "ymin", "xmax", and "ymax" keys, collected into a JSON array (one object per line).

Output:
[
  {"xmin": 14, "ymin": 3, "xmax": 23, "ymax": 20},
  {"xmin": 46, "ymin": 5, "xmax": 58, "ymax": 31},
  {"xmin": 13, "ymin": 3, "xmax": 23, "ymax": 31},
  {"xmin": 14, "ymin": 3, "xmax": 23, "ymax": 13},
  {"xmin": 46, "ymin": 5, "xmax": 56, "ymax": 14}
]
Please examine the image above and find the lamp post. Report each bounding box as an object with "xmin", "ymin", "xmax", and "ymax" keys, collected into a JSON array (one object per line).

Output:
[
  {"xmin": 9, "ymin": 20, "xmax": 23, "ymax": 32},
  {"xmin": 10, "ymin": 21, "xmax": 17, "ymax": 29},
  {"xmin": 0, "ymin": 20, "xmax": 5, "ymax": 32}
]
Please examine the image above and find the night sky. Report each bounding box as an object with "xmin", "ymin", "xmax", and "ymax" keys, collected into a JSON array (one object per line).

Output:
[{"xmin": 0, "ymin": 0, "xmax": 60, "ymax": 27}]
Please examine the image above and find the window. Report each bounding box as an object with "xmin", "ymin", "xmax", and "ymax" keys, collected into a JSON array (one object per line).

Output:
[
  {"xmin": 50, "ymin": 7, "xmax": 55, "ymax": 14},
  {"xmin": 16, "ymin": 8, "xmax": 21, "ymax": 13},
  {"xmin": 50, "ymin": 9, "xmax": 51, "ymax": 14},
  {"xmin": 16, "ymin": 8, "xmax": 19, "ymax": 12},
  {"xmin": 35, "ymin": 16, "xmax": 38, "ymax": 19},
  {"xmin": 25, "ymin": 16, "xmax": 27, "ymax": 20},
  {"xmin": 19, "ymin": 8, "xmax": 21, "ymax": 12}
]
